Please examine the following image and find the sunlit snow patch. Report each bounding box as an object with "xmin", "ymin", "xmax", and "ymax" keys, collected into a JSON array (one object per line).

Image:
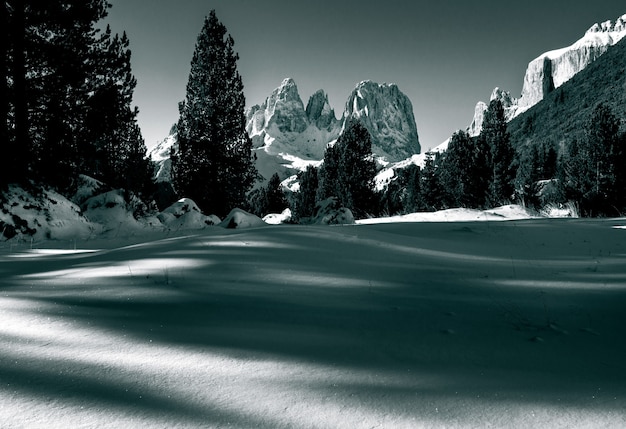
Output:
[{"xmin": 263, "ymin": 208, "xmax": 292, "ymax": 225}]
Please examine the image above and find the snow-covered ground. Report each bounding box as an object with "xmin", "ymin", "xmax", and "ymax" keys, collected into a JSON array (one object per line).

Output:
[{"xmin": 1, "ymin": 216, "xmax": 625, "ymax": 428}]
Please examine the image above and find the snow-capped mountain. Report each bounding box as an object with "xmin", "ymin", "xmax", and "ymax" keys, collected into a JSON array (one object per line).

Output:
[
  {"xmin": 468, "ymin": 13, "xmax": 626, "ymax": 136},
  {"xmin": 151, "ymin": 78, "xmax": 421, "ymax": 188},
  {"xmin": 247, "ymin": 78, "xmax": 420, "ymax": 164},
  {"xmin": 246, "ymin": 78, "xmax": 341, "ymax": 162},
  {"xmin": 248, "ymin": 78, "xmax": 420, "ymax": 187},
  {"xmin": 150, "ymin": 126, "xmax": 177, "ymax": 183}
]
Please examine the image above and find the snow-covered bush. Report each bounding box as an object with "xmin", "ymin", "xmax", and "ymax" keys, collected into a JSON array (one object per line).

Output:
[
  {"xmin": 219, "ymin": 208, "xmax": 267, "ymax": 229},
  {"xmin": 157, "ymin": 198, "xmax": 220, "ymax": 230},
  {"xmin": 312, "ymin": 197, "xmax": 355, "ymax": 225}
]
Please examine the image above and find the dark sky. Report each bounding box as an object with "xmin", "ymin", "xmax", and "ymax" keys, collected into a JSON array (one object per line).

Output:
[{"xmin": 103, "ymin": 1, "xmax": 625, "ymax": 151}]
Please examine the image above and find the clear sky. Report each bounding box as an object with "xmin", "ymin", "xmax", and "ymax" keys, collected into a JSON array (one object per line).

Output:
[{"xmin": 103, "ymin": 1, "xmax": 625, "ymax": 152}]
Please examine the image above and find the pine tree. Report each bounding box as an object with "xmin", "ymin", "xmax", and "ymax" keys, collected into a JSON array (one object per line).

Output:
[
  {"xmin": 318, "ymin": 119, "xmax": 377, "ymax": 218},
  {"xmin": 293, "ymin": 165, "xmax": 318, "ymax": 222},
  {"xmin": 438, "ymin": 131, "xmax": 472, "ymax": 207},
  {"xmin": 438, "ymin": 131, "xmax": 488, "ymax": 208},
  {"xmin": 265, "ymin": 173, "xmax": 288, "ymax": 214},
  {"xmin": 482, "ymin": 99, "xmax": 515, "ymax": 207},
  {"xmin": 172, "ymin": 11, "xmax": 257, "ymax": 216},
  {"xmin": 82, "ymin": 26, "xmax": 152, "ymax": 195},
  {"xmin": 5, "ymin": 1, "xmax": 152, "ymax": 193},
  {"xmin": 562, "ymin": 103, "xmax": 625, "ymax": 216},
  {"xmin": 317, "ymin": 144, "xmax": 340, "ymax": 203},
  {"xmin": 403, "ymin": 164, "xmax": 422, "ymax": 213},
  {"xmin": 24, "ymin": 1, "xmax": 111, "ymax": 188},
  {"xmin": 420, "ymin": 151, "xmax": 443, "ymax": 211}
]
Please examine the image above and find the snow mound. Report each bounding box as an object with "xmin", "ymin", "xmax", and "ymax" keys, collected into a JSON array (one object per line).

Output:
[
  {"xmin": 1, "ymin": 184, "xmax": 94, "ymax": 241},
  {"xmin": 157, "ymin": 198, "xmax": 220, "ymax": 230},
  {"xmin": 263, "ymin": 208, "xmax": 292, "ymax": 225},
  {"xmin": 83, "ymin": 190, "xmax": 161, "ymax": 236},
  {"xmin": 313, "ymin": 197, "xmax": 355, "ymax": 225},
  {"xmin": 219, "ymin": 208, "xmax": 267, "ymax": 229},
  {"xmin": 357, "ymin": 204, "xmax": 537, "ymax": 224}
]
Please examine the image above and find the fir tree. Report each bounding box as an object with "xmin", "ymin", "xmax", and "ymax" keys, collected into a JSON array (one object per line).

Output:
[
  {"xmin": 318, "ymin": 119, "xmax": 377, "ymax": 218},
  {"xmin": 420, "ymin": 151, "xmax": 443, "ymax": 211},
  {"xmin": 481, "ymin": 99, "xmax": 515, "ymax": 207},
  {"xmin": 293, "ymin": 165, "xmax": 318, "ymax": 222},
  {"xmin": 403, "ymin": 163, "xmax": 422, "ymax": 213},
  {"xmin": 82, "ymin": 26, "xmax": 152, "ymax": 195},
  {"xmin": 561, "ymin": 103, "xmax": 624, "ymax": 216},
  {"xmin": 265, "ymin": 173, "xmax": 288, "ymax": 214},
  {"xmin": 172, "ymin": 11, "xmax": 257, "ymax": 216},
  {"xmin": 5, "ymin": 1, "xmax": 150, "ymax": 194}
]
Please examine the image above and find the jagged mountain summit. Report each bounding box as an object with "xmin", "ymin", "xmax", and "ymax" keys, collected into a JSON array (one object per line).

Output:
[
  {"xmin": 246, "ymin": 78, "xmax": 420, "ymax": 165},
  {"xmin": 343, "ymin": 81, "xmax": 420, "ymax": 161},
  {"xmin": 468, "ymin": 13, "xmax": 626, "ymax": 136},
  {"xmin": 149, "ymin": 78, "xmax": 422, "ymax": 190},
  {"xmin": 246, "ymin": 78, "xmax": 341, "ymax": 162}
]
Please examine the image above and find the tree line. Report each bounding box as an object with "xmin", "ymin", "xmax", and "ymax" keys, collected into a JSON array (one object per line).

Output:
[
  {"xmin": 380, "ymin": 100, "xmax": 625, "ymax": 218},
  {"xmin": 279, "ymin": 99, "xmax": 626, "ymax": 221},
  {"xmin": 3, "ymin": 1, "xmax": 152, "ymax": 196},
  {"xmin": 4, "ymin": 5, "xmax": 624, "ymax": 220}
]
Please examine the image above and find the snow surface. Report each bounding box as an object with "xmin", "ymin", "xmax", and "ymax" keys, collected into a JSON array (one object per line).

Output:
[{"xmin": 1, "ymin": 216, "xmax": 625, "ymax": 428}]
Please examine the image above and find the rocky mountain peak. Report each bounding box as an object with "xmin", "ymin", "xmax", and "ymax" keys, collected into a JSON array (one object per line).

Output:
[
  {"xmin": 246, "ymin": 77, "xmax": 308, "ymax": 136},
  {"xmin": 343, "ymin": 81, "xmax": 420, "ymax": 161},
  {"xmin": 305, "ymin": 89, "xmax": 338, "ymax": 131},
  {"xmin": 586, "ymin": 14, "xmax": 626, "ymax": 35}
]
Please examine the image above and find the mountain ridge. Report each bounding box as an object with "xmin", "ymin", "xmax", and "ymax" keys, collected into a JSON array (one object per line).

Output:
[{"xmin": 468, "ymin": 13, "xmax": 626, "ymax": 136}]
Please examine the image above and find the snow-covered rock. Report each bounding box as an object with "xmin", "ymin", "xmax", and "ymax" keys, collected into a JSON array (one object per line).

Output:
[
  {"xmin": 263, "ymin": 208, "xmax": 292, "ymax": 225},
  {"xmin": 343, "ymin": 80, "xmax": 420, "ymax": 161},
  {"xmin": 157, "ymin": 198, "xmax": 220, "ymax": 230},
  {"xmin": 219, "ymin": 208, "xmax": 267, "ymax": 229},
  {"xmin": 1, "ymin": 184, "xmax": 94, "ymax": 241},
  {"xmin": 312, "ymin": 197, "xmax": 355, "ymax": 225},
  {"xmin": 83, "ymin": 190, "xmax": 161, "ymax": 236},
  {"xmin": 468, "ymin": 13, "xmax": 626, "ymax": 135}
]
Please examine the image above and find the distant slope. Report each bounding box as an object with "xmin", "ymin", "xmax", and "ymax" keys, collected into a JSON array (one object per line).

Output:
[{"xmin": 508, "ymin": 37, "xmax": 626, "ymax": 147}]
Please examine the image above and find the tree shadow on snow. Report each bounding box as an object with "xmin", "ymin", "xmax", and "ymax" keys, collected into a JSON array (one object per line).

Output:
[{"xmin": 1, "ymin": 220, "xmax": 626, "ymax": 425}]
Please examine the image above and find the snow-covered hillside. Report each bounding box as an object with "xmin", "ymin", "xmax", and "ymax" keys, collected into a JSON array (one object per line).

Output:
[{"xmin": 1, "ymin": 218, "xmax": 625, "ymax": 428}]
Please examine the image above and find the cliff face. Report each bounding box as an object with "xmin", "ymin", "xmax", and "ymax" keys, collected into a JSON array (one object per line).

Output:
[
  {"xmin": 468, "ymin": 13, "xmax": 626, "ymax": 136},
  {"xmin": 343, "ymin": 81, "xmax": 420, "ymax": 162}
]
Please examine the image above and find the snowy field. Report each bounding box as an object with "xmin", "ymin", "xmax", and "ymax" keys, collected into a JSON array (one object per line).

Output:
[{"xmin": 1, "ymin": 218, "xmax": 626, "ymax": 428}]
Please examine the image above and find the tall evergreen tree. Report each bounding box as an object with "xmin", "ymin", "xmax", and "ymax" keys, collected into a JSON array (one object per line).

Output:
[
  {"xmin": 420, "ymin": 151, "xmax": 443, "ymax": 211},
  {"xmin": 82, "ymin": 26, "xmax": 152, "ymax": 195},
  {"xmin": 293, "ymin": 165, "xmax": 319, "ymax": 222},
  {"xmin": 514, "ymin": 140, "xmax": 558, "ymax": 209},
  {"xmin": 5, "ymin": 1, "xmax": 150, "ymax": 193},
  {"xmin": 481, "ymin": 99, "xmax": 515, "ymax": 207},
  {"xmin": 404, "ymin": 164, "xmax": 423, "ymax": 213},
  {"xmin": 318, "ymin": 119, "xmax": 377, "ymax": 218},
  {"xmin": 560, "ymin": 103, "xmax": 624, "ymax": 216},
  {"xmin": 172, "ymin": 11, "xmax": 257, "ymax": 216}
]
